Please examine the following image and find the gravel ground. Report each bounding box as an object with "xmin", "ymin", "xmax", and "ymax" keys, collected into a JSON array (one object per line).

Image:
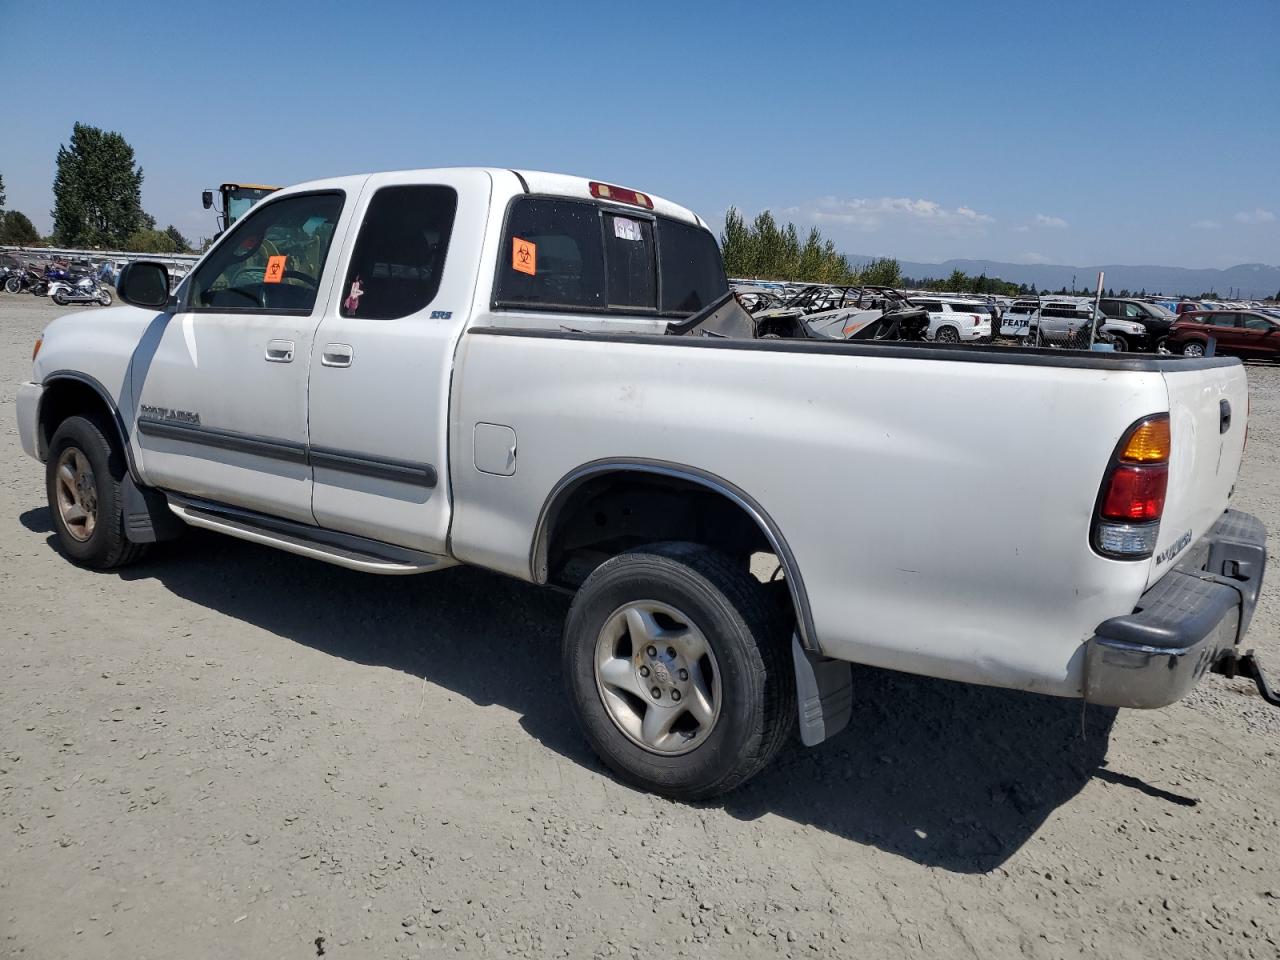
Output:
[{"xmin": 2, "ymin": 293, "xmax": 1278, "ymax": 959}]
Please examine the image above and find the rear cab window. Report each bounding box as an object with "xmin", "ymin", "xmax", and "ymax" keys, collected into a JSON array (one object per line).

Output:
[{"xmin": 493, "ymin": 196, "xmax": 726, "ymax": 319}]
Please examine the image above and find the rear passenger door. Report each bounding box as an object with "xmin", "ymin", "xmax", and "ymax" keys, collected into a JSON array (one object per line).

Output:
[
  {"xmin": 306, "ymin": 170, "xmax": 491, "ymax": 553},
  {"xmin": 1206, "ymin": 313, "xmax": 1243, "ymax": 354}
]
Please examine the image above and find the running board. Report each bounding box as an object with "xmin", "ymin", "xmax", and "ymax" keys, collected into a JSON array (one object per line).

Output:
[{"xmin": 166, "ymin": 495, "xmax": 454, "ymax": 575}]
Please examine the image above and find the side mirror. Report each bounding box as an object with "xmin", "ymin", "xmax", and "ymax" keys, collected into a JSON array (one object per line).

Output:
[
  {"xmin": 202, "ymin": 190, "xmax": 214, "ymax": 210},
  {"xmin": 117, "ymin": 261, "xmax": 171, "ymax": 310}
]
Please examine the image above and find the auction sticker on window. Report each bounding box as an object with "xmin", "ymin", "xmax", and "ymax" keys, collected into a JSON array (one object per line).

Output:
[
  {"xmin": 613, "ymin": 217, "xmax": 644, "ymax": 242},
  {"xmin": 512, "ymin": 237, "xmax": 537, "ymax": 275},
  {"xmin": 264, "ymin": 255, "xmax": 288, "ymax": 284}
]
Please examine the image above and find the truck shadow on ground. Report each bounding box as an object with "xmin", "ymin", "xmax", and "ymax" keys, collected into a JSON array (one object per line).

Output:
[{"xmin": 23, "ymin": 509, "xmax": 1189, "ymax": 874}]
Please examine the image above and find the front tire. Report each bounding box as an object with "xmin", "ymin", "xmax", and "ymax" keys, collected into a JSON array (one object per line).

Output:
[
  {"xmin": 4, "ymin": 276, "xmax": 20, "ymax": 294},
  {"xmin": 934, "ymin": 326, "xmax": 960, "ymax": 343},
  {"xmin": 563, "ymin": 542, "xmax": 795, "ymax": 800},
  {"xmin": 98, "ymin": 290, "xmax": 112, "ymax": 306},
  {"xmin": 1182, "ymin": 340, "xmax": 1206, "ymax": 358},
  {"xmin": 52, "ymin": 290, "xmax": 68, "ymax": 306},
  {"xmin": 46, "ymin": 415, "xmax": 148, "ymax": 569}
]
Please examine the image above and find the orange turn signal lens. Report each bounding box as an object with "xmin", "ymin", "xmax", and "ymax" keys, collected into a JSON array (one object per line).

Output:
[
  {"xmin": 32, "ymin": 337, "xmax": 42, "ymax": 362},
  {"xmin": 1120, "ymin": 417, "xmax": 1170, "ymax": 463}
]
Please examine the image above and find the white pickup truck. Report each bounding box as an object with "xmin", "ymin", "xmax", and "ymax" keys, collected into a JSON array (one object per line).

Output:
[{"xmin": 16, "ymin": 168, "xmax": 1271, "ymax": 799}]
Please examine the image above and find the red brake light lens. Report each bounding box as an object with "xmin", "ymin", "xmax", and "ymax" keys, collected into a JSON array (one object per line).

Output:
[
  {"xmin": 1101, "ymin": 464, "xmax": 1168, "ymax": 520},
  {"xmin": 589, "ymin": 181, "xmax": 652, "ymax": 208}
]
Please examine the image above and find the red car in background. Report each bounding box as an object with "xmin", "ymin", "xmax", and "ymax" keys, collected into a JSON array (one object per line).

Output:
[{"xmin": 1168, "ymin": 309, "xmax": 1280, "ymax": 359}]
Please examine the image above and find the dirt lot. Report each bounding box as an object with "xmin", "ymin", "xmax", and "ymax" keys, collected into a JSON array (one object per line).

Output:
[{"xmin": 2, "ymin": 293, "xmax": 1279, "ymax": 960}]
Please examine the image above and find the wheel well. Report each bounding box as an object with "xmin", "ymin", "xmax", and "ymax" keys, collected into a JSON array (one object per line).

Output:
[
  {"xmin": 37, "ymin": 378, "xmax": 125, "ymax": 463},
  {"xmin": 536, "ymin": 467, "xmax": 814, "ymax": 647}
]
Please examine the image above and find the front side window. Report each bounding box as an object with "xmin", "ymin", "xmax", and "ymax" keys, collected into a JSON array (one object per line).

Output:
[
  {"xmin": 341, "ymin": 185, "xmax": 457, "ymax": 320},
  {"xmin": 495, "ymin": 198, "xmax": 605, "ymax": 310},
  {"xmin": 188, "ymin": 192, "xmax": 343, "ymax": 314}
]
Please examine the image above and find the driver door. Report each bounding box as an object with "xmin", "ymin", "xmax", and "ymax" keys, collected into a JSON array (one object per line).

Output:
[{"xmin": 132, "ymin": 188, "xmax": 356, "ymax": 523}]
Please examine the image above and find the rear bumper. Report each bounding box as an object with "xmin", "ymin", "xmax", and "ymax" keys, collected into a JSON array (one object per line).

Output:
[
  {"xmin": 16, "ymin": 380, "xmax": 43, "ymax": 461},
  {"xmin": 1084, "ymin": 509, "xmax": 1267, "ymax": 708}
]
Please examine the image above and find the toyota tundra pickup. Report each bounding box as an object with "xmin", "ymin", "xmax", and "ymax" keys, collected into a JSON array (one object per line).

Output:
[{"xmin": 15, "ymin": 168, "xmax": 1271, "ymax": 799}]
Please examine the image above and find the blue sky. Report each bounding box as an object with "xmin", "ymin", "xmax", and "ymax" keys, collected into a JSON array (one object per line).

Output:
[{"xmin": 2, "ymin": 0, "xmax": 1276, "ymax": 268}]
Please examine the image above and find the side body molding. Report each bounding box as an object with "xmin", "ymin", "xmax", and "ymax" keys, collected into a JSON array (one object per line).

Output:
[{"xmin": 530, "ymin": 458, "xmax": 820, "ymax": 653}]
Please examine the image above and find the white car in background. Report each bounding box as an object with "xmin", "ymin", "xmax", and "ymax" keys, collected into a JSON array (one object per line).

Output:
[
  {"xmin": 1001, "ymin": 298, "xmax": 1148, "ymax": 350},
  {"xmin": 908, "ymin": 297, "xmax": 993, "ymax": 342}
]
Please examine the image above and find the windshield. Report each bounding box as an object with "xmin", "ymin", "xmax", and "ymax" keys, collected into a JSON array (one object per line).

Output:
[
  {"xmin": 225, "ymin": 186, "xmax": 278, "ymax": 225},
  {"xmin": 1143, "ymin": 302, "xmax": 1177, "ymax": 318}
]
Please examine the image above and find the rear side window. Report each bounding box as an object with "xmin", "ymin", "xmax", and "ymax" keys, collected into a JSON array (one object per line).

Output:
[
  {"xmin": 657, "ymin": 218, "xmax": 727, "ymax": 314},
  {"xmin": 496, "ymin": 198, "xmax": 605, "ymax": 310},
  {"xmin": 341, "ymin": 185, "xmax": 457, "ymax": 320}
]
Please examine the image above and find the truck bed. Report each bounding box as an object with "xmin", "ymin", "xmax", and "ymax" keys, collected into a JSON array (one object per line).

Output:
[{"xmin": 449, "ymin": 326, "xmax": 1247, "ymax": 699}]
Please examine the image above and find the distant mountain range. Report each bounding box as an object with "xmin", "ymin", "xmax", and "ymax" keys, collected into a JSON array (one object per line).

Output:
[{"xmin": 849, "ymin": 256, "xmax": 1280, "ymax": 299}]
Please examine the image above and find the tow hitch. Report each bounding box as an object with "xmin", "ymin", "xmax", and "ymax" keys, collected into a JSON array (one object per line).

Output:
[{"xmin": 1212, "ymin": 649, "xmax": 1280, "ymax": 707}]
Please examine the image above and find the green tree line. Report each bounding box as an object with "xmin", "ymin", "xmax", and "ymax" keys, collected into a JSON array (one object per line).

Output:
[{"xmin": 721, "ymin": 207, "xmax": 902, "ymax": 286}]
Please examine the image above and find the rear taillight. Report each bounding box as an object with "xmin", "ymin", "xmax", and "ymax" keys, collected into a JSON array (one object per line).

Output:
[{"xmin": 1093, "ymin": 415, "xmax": 1170, "ymax": 558}]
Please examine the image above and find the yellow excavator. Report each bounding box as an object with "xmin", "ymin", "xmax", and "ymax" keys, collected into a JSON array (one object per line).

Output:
[{"xmin": 201, "ymin": 183, "xmax": 279, "ymax": 234}]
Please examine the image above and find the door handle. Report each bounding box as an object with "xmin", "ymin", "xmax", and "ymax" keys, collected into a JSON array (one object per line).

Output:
[
  {"xmin": 265, "ymin": 339, "xmax": 295, "ymax": 363},
  {"xmin": 321, "ymin": 343, "xmax": 354, "ymax": 368}
]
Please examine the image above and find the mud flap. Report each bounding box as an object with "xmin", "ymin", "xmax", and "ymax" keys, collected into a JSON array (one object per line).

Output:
[
  {"xmin": 122, "ymin": 475, "xmax": 185, "ymax": 543},
  {"xmin": 792, "ymin": 636, "xmax": 853, "ymax": 747}
]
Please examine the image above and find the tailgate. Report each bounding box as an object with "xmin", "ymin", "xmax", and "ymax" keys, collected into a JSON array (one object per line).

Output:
[{"xmin": 1149, "ymin": 361, "xmax": 1250, "ymax": 588}]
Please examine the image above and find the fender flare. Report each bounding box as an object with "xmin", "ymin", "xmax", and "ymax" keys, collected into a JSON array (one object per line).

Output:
[
  {"xmin": 40, "ymin": 370, "xmax": 141, "ymax": 480},
  {"xmin": 530, "ymin": 458, "xmax": 820, "ymax": 653}
]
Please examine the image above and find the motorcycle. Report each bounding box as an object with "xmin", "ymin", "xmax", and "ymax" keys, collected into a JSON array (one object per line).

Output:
[
  {"xmin": 48, "ymin": 273, "xmax": 112, "ymax": 306},
  {"xmin": 4, "ymin": 266, "xmax": 43, "ymax": 295}
]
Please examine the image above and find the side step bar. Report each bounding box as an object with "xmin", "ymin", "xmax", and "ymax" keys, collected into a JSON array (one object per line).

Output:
[{"xmin": 166, "ymin": 495, "xmax": 454, "ymax": 576}]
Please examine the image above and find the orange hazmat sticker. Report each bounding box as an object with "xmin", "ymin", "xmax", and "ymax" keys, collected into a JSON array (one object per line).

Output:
[
  {"xmin": 512, "ymin": 238, "xmax": 536, "ymax": 276},
  {"xmin": 264, "ymin": 255, "xmax": 288, "ymax": 284}
]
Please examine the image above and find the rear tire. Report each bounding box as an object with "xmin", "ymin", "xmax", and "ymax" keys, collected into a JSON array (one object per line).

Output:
[
  {"xmin": 46, "ymin": 415, "xmax": 149, "ymax": 569},
  {"xmin": 563, "ymin": 542, "xmax": 795, "ymax": 800},
  {"xmin": 4, "ymin": 276, "xmax": 20, "ymax": 294}
]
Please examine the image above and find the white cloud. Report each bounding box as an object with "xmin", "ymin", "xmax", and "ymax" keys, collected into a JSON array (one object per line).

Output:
[
  {"xmin": 1019, "ymin": 252, "xmax": 1052, "ymax": 264},
  {"xmin": 1034, "ymin": 214, "xmax": 1069, "ymax": 229},
  {"xmin": 1191, "ymin": 219, "xmax": 1222, "ymax": 230},
  {"xmin": 1234, "ymin": 208, "xmax": 1276, "ymax": 224},
  {"xmin": 786, "ymin": 196, "xmax": 994, "ymax": 236}
]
